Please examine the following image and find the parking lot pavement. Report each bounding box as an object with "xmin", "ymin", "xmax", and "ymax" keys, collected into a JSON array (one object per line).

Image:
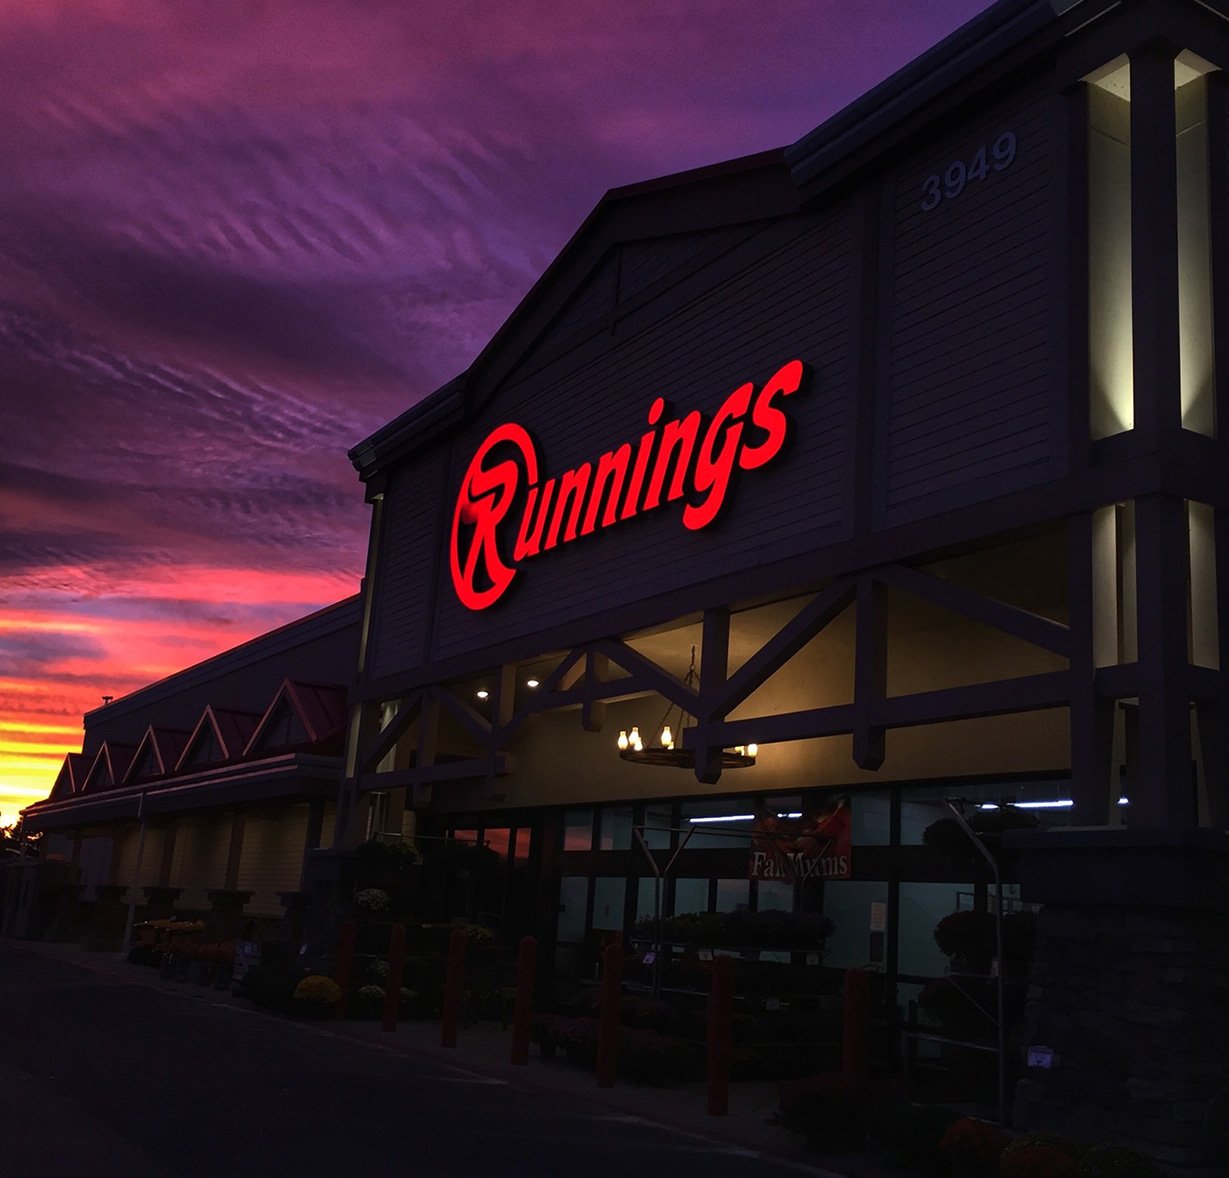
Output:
[{"xmin": 5, "ymin": 938, "xmax": 880, "ymax": 1178}]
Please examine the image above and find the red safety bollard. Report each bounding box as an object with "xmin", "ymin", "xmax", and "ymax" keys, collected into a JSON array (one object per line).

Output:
[
  {"xmin": 841, "ymin": 967, "xmax": 870, "ymax": 1084},
  {"xmin": 706, "ymin": 954, "xmax": 735, "ymax": 1116},
  {"xmin": 440, "ymin": 927, "xmax": 467, "ymax": 1048},
  {"xmin": 382, "ymin": 923, "xmax": 407, "ymax": 1032},
  {"xmin": 335, "ymin": 919, "xmax": 356, "ymax": 1019},
  {"xmin": 510, "ymin": 935, "xmax": 537, "ymax": 1066},
  {"xmin": 595, "ymin": 941, "xmax": 623, "ymax": 1088}
]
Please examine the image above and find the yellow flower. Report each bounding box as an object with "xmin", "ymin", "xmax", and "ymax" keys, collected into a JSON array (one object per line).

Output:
[{"xmin": 294, "ymin": 975, "xmax": 342, "ymax": 1003}]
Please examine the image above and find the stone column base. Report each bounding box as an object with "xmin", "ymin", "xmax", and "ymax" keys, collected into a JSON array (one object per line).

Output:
[{"xmin": 1009, "ymin": 828, "xmax": 1229, "ymax": 1171}]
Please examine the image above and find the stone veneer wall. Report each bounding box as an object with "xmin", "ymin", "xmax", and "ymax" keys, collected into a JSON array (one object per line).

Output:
[
  {"xmin": 1013, "ymin": 905, "xmax": 1229, "ymax": 1169},
  {"xmin": 1010, "ymin": 829, "xmax": 1229, "ymax": 1173}
]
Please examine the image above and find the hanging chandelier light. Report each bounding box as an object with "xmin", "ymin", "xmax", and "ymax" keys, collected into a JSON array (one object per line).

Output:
[{"xmin": 616, "ymin": 645, "xmax": 757, "ymax": 768}]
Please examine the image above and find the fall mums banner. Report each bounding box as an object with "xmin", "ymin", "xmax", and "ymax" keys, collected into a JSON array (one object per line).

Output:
[{"xmin": 747, "ymin": 800, "xmax": 852, "ymax": 881}]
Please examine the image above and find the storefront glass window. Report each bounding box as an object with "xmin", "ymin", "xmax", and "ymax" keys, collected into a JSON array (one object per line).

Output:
[
  {"xmin": 898, "ymin": 881, "xmax": 967, "ymax": 978},
  {"xmin": 755, "ymin": 879, "xmax": 795, "ymax": 912},
  {"xmin": 822, "ymin": 880, "xmax": 888, "ymax": 970},
  {"xmin": 639, "ymin": 805, "xmax": 673, "ymax": 849},
  {"xmin": 636, "ymin": 877, "xmax": 663, "ymax": 924},
  {"xmin": 679, "ymin": 798, "xmax": 754, "ymax": 849},
  {"xmin": 557, "ymin": 876, "xmax": 588, "ymax": 944},
  {"xmin": 715, "ymin": 878, "xmax": 750, "ymax": 912},
  {"xmin": 673, "ymin": 877, "xmax": 709, "ymax": 915},
  {"xmin": 900, "ymin": 780, "xmax": 1076, "ymax": 845},
  {"xmin": 851, "ymin": 791, "xmax": 891, "ymax": 845},
  {"xmin": 599, "ymin": 807, "xmax": 633, "ymax": 851},
  {"xmin": 484, "ymin": 828, "xmax": 510, "ymax": 861},
  {"xmin": 592, "ymin": 876, "xmax": 626, "ymax": 930},
  {"xmin": 562, "ymin": 808, "xmax": 594, "ymax": 851}
]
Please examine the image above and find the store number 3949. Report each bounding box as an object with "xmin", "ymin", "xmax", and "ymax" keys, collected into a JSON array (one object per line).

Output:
[{"xmin": 920, "ymin": 131, "xmax": 1017, "ymax": 211}]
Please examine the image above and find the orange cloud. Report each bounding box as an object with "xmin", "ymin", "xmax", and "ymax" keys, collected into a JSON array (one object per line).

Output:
[{"xmin": 0, "ymin": 564, "xmax": 357, "ymax": 824}]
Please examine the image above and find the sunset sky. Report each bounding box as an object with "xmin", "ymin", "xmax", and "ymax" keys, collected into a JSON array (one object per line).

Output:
[{"xmin": 0, "ymin": 0, "xmax": 990, "ymax": 823}]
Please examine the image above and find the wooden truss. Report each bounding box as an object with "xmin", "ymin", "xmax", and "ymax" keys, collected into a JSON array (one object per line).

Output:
[{"xmin": 353, "ymin": 557, "xmax": 1076, "ymax": 803}]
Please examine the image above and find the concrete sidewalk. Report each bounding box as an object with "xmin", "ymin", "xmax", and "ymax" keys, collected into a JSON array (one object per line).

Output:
[{"xmin": 14, "ymin": 938, "xmax": 897, "ymax": 1178}]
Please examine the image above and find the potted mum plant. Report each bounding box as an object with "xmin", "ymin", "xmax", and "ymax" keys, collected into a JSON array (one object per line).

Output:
[{"xmin": 292, "ymin": 974, "xmax": 342, "ymax": 1019}]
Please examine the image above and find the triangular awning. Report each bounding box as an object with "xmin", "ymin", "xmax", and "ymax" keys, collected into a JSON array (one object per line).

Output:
[
  {"xmin": 244, "ymin": 680, "xmax": 347, "ymax": 757},
  {"xmin": 124, "ymin": 726, "xmax": 191, "ymax": 784},
  {"xmin": 175, "ymin": 707, "xmax": 260, "ymax": 773},
  {"xmin": 47, "ymin": 753, "xmax": 90, "ymax": 802},
  {"xmin": 79, "ymin": 742, "xmax": 136, "ymax": 794}
]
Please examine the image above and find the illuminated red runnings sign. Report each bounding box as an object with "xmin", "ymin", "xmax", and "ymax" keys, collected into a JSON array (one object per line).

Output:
[{"xmin": 449, "ymin": 358, "xmax": 808, "ymax": 611}]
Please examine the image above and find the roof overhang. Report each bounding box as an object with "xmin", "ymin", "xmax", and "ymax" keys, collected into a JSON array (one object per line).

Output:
[{"xmin": 21, "ymin": 753, "xmax": 341, "ymax": 833}]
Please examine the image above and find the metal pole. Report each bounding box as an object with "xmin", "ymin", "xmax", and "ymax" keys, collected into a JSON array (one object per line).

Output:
[
  {"xmin": 119, "ymin": 792, "xmax": 148, "ymax": 959},
  {"xmin": 944, "ymin": 799, "xmax": 1006, "ymax": 1128},
  {"xmin": 632, "ymin": 823, "xmax": 695, "ymax": 1001}
]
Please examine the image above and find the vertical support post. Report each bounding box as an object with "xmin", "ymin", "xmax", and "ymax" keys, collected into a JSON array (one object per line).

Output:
[
  {"xmin": 1069, "ymin": 512, "xmax": 1115, "ymax": 824},
  {"xmin": 1129, "ymin": 39, "xmax": 1182, "ymax": 442},
  {"xmin": 339, "ymin": 700, "xmax": 384, "ymax": 848},
  {"xmin": 223, "ymin": 811, "xmax": 245, "ymax": 891},
  {"xmin": 335, "ymin": 919, "xmax": 356, "ymax": 1019},
  {"xmin": 581, "ymin": 650, "xmax": 608, "ymax": 733},
  {"xmin": 1133, "ymin": 494, "xmax": 1196, "ymax": 826},
  {"xmin": 841, "ymin": 968, "xmax": 870, "ymax": 1086},
  {"xmin": 1063, "ymin": 82, "xmax": 1091, "ymax": 465},
  {"xmin": 1196, "ymin": 700, "xmax": 1228, "ymax": 830},
  {"xmin": 510, "ymin": 935, "xmax": 538, "ymax": 1065},
  {"xmin": 706, "ymin": 954, "xmax": 735, "ymax": 1116},
  {"xmin": 595, "ymin": 941, "xmax": 623, "ymax": 1088},
  {"xmin": 440, "ymin": 927, "xmax": 467, "ymax": 1047},
  {"xmin": 120, "ymin": 792, "xmax": 149, "ymax": 958},
  {"xmin": 853, "ymin": 578, "xmax": 888, "ymax": 770},
  {"xmin": 1206, "ymin": 74, "xmax": 1229, "ymax": 437},
  {"xmin": 694, "ymin": 606, "xmax": 730, "ymax": 785},
  {"xmin": 158, "ymin": 820, "xmax": 177, "ymax": 888},
  {"xmin": 382, "ymin": 923, "xmax": 407, "ymax": 1032}
]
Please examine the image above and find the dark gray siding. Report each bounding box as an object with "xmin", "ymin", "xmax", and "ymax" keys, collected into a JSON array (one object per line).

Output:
[
  {"xmin": 365, "ymin": 451, "xmax": 448, "ymax": 680},
  {"xmin": 618, "ymin": 225, "xmax": 760, "ymax": 304},
  {"xmin": 430, "ymin": 208, "xmax": 854, "ymax": 661},
  {"xmin": 545, "ymin": 224, "xmax": 771, "ymax": 346},
  {"xmin": 882, "ymin": 90, "xmax": 1057, "ymax": 525},
  {"xmin": 546, "ymin": 251, "xmax": 619, "ymax": 340}
]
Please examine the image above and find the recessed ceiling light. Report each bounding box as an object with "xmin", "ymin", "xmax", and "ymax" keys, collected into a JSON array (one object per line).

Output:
[
  {"xmin": 526, "ymin": 678, "xmax": 540, "ymax": 689},
  {"xmin": 476, "ymin": 690, "xmax": 489, "ymax": 700}
]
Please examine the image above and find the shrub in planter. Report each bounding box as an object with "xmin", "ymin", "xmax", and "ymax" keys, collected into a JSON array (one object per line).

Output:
[
  {"xmin": 530, "ymin": 1014, "xmax": 599, "ymax": 1063},
  {"xmin": 355, "ymin": 888, "xmax": 390, "ymax": 913},
  {"xmin": 618, "ymin": 995, "xmax": 680, "ymax": 1032},
  {"xmin": 634, "ymin": 908, "xmax": 833, "ymax": 950},
  {"xmin": 618, "ymin": 1028, "xmax": 703, "ymax": 1084},
  {"xmin": 869, "ymin": 1102, "xmax": 962, "ymax": 1176},
  {"xmin": 402, "ymin": 954, "xmax": 447, "ymax": 1017},
  {"xmin": 241, "ymin": 961, "xmax": 309, "ymax": 1011},
  {"xmin": 356, "ymin": 983, "xmax": 387, "ymax": 1018},
  {"xmin": 773, "ymin": 1074, "xmax": 899, "ymax": 1152},
  {"xmin": 354, "ymin": 838, "xmax": 390, "ymax": 867},
  {"xmin": 293, "ymin": 974, "xmax": 342, "ymax": 1018},
  {"xmin": 922, "ymin": 808, "xmax": 1039, "ymax": 870},
  {"xmin": 1077, "ymin": 1145, "xmax": 1163, "ymax": 1178},
  {"xmin": 550, "ymin": 1016, "xmax": 598, "ymax": 1064},
  {"xmin": 1001, "ymin": 911, "xmax": 1037, "ymax": 977},
  {"xmin": 463, "ymin": 981, "xmax": 517, "ymax": 1025},
  {"xmin": 933, "ymin": 910, "xmax": 997, "ymax": 968},
  {"xmin": 917, "ymin": 977, "xmax": 997, "ymax": 1039},
  {"xmin": 937, "ymin": 1116, "xmax": 1010, "ymax": 1178},
  {"xmin": 1002, "ymin": 1145, "xmax": 1080, "ymax": 1178},
  {"xmin": 1003, "ymin": 1132, "xmax": 1085, "ymax": 1165}
]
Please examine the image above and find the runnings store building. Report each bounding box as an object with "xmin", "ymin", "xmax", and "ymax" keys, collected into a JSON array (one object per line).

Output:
[{"xmin": 339, "ymin": 0, "xmax": 1229, "ymax": 1160}]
